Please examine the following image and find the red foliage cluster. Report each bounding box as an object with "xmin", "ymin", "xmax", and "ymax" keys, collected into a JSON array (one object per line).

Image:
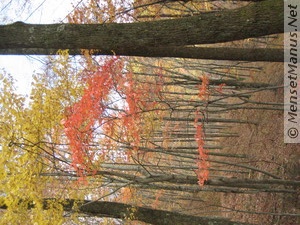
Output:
[
  {"xmin": 198, "ymin": 75, "xmax": 210, "ymax": 100},
  {"xmin": 63, "ymin": 57, "xmax": 123, "ymax": 176},
  {"xmin": 193, "ymin": 74, "xmax": 211, "ymax": 186},
  {"xmin": 216, "ymin": 83, "xmax": 226, "ymax": 93},
  {"xmin": 194, "ymin": 111, "xmax": 209, "ymax": 186},
  {"xmin": 63, "ymin": 58, "xmax": 165, "ymax": 179}
]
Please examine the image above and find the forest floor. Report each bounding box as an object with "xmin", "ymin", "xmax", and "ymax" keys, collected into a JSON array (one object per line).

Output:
[{"xmin": 219, "ymin": 34, "xmax": 300, "ymax": 225}]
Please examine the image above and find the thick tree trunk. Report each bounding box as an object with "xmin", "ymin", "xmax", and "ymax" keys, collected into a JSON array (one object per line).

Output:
[
  {"xmin": 0, "ymin": 0, "xmax": 283, "ymax": 58},
  {"xmin": 0, "ymin": 198, "xmax": 253, "ymax": 225},
  {"xmin": 0, "ymin": 46, "xmax": 284, "ymax": 62}
]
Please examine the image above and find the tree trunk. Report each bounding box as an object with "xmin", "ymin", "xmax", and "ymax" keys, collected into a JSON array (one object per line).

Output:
[
  {"xmin": 0, "ymin": 198, "xmax": 254, "ymax": 225},
  {"xmin": 0, "ymin": 46, "xmax": 284, "ymax": 62},
  {"xmin": 0, "ymin": 0, "xmax": 283, "ymax": 58}
]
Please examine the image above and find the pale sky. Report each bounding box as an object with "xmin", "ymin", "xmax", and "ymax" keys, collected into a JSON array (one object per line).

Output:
[{"xmin": 0, "ymin": 0, "xmax": 75, "ymax": 96}]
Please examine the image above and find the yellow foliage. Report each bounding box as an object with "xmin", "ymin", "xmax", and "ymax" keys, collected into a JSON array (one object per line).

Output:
[{"xmin": 0, "ymin": 50, "xmax": 88, "ymax": 224}]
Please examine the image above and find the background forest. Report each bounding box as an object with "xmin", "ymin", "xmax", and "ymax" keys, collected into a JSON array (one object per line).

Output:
[{"xmin": 0, "ymin": 0, "xmax": 299, "ymax": 225}]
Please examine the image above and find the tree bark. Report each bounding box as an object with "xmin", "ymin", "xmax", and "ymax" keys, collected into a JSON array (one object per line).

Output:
[
  {"xmin": 0, "ymin": 198, "xmax": 254, "ymax": 225},
  {"xmin": 0, "ymin": 0, "xmax": 283, "ymax": 58},
  {"xmin": 0, "ymin": 46, "xmax": 284, "ymax": 62}
]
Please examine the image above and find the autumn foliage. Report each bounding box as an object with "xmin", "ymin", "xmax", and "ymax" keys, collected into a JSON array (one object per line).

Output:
[
  {"xmin": 198, "ymin": 74, "xmax": 209, "ymax": 101},
  {"xmin": 63, "ymin": 57, "xmax": 166, "ymax": 178},
  {"xmin": 63, "ymin": 57, "xmax": 124, "ymax": 176},
  {"xmin": 194, "ymin": 110, "xmax": 209, "ymax": 186},
  {"xmin": 63, "ymin": 56, "xmax": 210, "ymax": 187},
  {"xmin": 194, "ymin": 75, "xmax": 211, "ymax": 186}
]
